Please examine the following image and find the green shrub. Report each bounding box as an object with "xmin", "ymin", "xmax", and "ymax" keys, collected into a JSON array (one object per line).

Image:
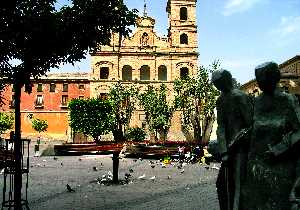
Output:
[
  {"xmin": 0, "ymin": 112, "xmax": 14, "ymax": 134},
  {"xmin": 32, "ymin": 118, "xmax": 48, "ymax": 133},
  {"xmin": 126, "ymin": 127, "xmax": 146, "ymax": 142}
]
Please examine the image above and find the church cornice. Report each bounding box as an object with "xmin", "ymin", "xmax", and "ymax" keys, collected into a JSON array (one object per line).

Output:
[{"xmin": 90, "ymin": 51, "xmax": 198, "ymax": 57}]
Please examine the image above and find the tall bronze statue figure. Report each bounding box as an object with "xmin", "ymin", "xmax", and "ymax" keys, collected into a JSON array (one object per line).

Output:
[
  {"xmin": 212, "ymin": 70, "xmax": 253, "ymax": 210},
  {"xmin": 242, "ymin": 62, "xmax": 300, "ymax": 210}
]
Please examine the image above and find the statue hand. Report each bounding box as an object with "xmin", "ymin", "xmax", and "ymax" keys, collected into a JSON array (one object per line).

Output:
[
  {"xmin": 291, "ymin": 203, "xmax": 298, "ymax": 210},
  {"xmin": 222, "ymin": 154, "xmax": 229, "ymax": 163},
  {"xmin": 264, "ymin": 144, "xmax": 275, "ymax": 159}
]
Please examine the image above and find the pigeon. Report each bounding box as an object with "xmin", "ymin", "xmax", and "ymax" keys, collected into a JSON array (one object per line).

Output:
[
  {"xmin": 101, "ymin": 178, "xmax": 107, "ymax": 183},
  {"xmin": 138, "ymin": 174, "xmax": 146, "ymax": 179},
  {"xmin": 61, "ymin": 162, "xmax": 63, "ymax": 166},
  {"xmin": 149, "ymin": 176, "xmax": 156, "ymax": 181},
  {"xmin": 139, "ymin": 157, "xmax": 143, "ymax": 161},
  {"xmin": 93, "ymin": 166, "xmax": 98, "ymax": 171},
  {"xmin": 53, "ymin": 157, "xmax": 58, "ymax": 160},
  {"xmin": 151, "ymin": 165, "xmax": 155, "ymax": 169},
  {"xmin": 125, "ymin": 173, "xmax": 131, "ymax": 178},
  {"xmin": 205, "ymin": 166, "xmax": 210, "ymax": 170},
  {"xmin": 129, "ymin": 169, "xmax": 134, "ymax": 173},
  {"xmin": 211, "ymin": 164, "xmax": 220, "ymax": 170},
  {"xmin": 167, "ymin": 175, "xmax": 172, "ymax": 179},
  {"xmin": 107, "ymin": 171, "xmax": 113, "ymax": 177},
  {"xmin": 133, "ymin": 159, "xmax": 137, "ymax": 162},
  {"xmin": 66, "ymin": 184, "xmax": 75, "ymax": 192},
  {"xmin": 125, "ymin": 173, "xmax": 131, "ymax": 182},
  {"xmin": 180, "ymin": 169, "xmax": 185, "ymax": 174},
  {"xmin": 149, "ymin": 160, "xmax": 155, "ymax": 165},
  {"xmin": 0, "ymin": 168, "xmax": 4, "ymax": 174}
]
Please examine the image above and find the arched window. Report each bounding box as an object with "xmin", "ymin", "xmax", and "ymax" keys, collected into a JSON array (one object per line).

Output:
[
  {"xmin": 158, "ymin": 65, "xmax": 167, "ymax": 81},
  {"xmin": 180, "ymin": 67, "xmax": 189, "ymax": 78},
  {"xmin": 122, "ymin": 65, "xmax": 132, "ymax": 81},
  {"xmin": 140, "ymin": 65, "xmax": 150, "ymax": 80},
  {"xmin": 180, "ymin": 7, "xmax": 187, "ymax": 20},
  {"xmin": 100, "ymin": 67, "xmax": 109, "ymax": 79},
  {"xmin": 180, "ymin": 33, "xmax": 188, "ymax": 44}
]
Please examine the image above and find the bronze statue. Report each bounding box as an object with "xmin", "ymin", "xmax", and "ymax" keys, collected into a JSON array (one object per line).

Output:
[
  {"xmin": 242, "ymin": 62, "xmax": 300, "ymax": 210},
  {"xmin": 212, "ymin": 69, "xmax": 253, "ymax": 210}
]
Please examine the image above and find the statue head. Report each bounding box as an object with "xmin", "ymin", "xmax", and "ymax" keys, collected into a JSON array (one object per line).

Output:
[
  {"xmin": 212, "ymin": 69, "xmax": 233, "ymax": 92},
  {"xmin": 255, "ymin": 62, "xmax": 280, "ymax": 94}
]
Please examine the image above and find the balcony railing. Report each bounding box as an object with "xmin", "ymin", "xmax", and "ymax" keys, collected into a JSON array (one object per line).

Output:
[
  {"xmin": 60, "ymin": 102, "xmax": 68, "ymax": 108},
  {"xmin": 34, "ymin": 101, "xmax": 44, "ymax": 109},
  {"xmin": 9, "ymin": 100, "xmax": 15, "ymax": 109}
]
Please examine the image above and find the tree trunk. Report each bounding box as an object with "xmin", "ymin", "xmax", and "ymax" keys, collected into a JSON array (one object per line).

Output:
[
  {"xmin": 201, "ymin": 114, "xmax": 215, "ymax": 145},
  {"xmin": 149, "ymin": 132, "xmax": 156, "ymax": 143},
  {"xmin": 112, "ymin": 128, "xmax": 123, "ymax": 142},
  {"xmin": 14, "ymin": 80, "xmax": 22, "ymax": 210},
  {"xmin": 193, "ymin": 103, "xmax": 202, "ymax": 144},
  {"xmin": 181, "ymin": 123, "xmax": 193, "ymax": 143},
  {"xmin": 158, "ymin": 129, "xmax": 168, "ymax": 144},
  {"xmin": 112, "ymin": 151, "xmax": 120, "ymax": 183}
]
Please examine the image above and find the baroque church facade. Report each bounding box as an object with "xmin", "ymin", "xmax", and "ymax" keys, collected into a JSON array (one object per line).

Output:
[
  {"xmin": 90, "ymin": 0, "xmax": 199, "ymax": 140},
  {"xmin": 1, "ymin": 0, "xmax": 199, "ymax": 142}
]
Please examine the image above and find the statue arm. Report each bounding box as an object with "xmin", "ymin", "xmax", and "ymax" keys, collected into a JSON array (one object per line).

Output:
[
  {"xmin": 241, "ymin": 95, "xmax": 253, "ymax": 127},
  {"xmin": 216, "ymin": 100, "xmax": 227, "ymax": 157},
  {"xmin": 228, "ymin": 94, "xmax": 253, "ymax": 151},
  {"xmin": 268, "ymin": 95, "xmax": 300, "ymax": 157}
]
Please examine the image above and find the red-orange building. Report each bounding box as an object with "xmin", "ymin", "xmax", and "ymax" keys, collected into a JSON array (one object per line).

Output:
[{"xmin": 1, "ymin": 73, "xmax": 90, "ymax": 141}]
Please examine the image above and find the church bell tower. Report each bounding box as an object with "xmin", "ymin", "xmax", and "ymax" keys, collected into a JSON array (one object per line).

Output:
[{"xmin": 166, "ymin": 0, "xmax": 198, "ymax": 52}]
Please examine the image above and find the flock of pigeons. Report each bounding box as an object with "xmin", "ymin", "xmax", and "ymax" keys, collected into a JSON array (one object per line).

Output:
[{"xmin": 14, "ymin": 155, "xmax": 219, "ymax": 193}]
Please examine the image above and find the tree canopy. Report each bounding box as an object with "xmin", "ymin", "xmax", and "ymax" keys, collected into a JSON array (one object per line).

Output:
[
  {"xmin": 31, "ymin": 118, "xmax": 48, "ymax": 133},
  {"xmin": 0, "ymin": 0, "xmax": 137, "ymax": 84},
  {"xmin": 68, "ymin": 98, "xmax": 115, "ymax": 142},
  {"xmin": 139, "ymin": 84, "xmax": 175, "ymax": 141},
  {"xmin": 108, "ymin": 83, "xmax": 139, "ymax": 141},
  {"xmin": 174, "ymin": 61, "xmax": 220, "ymax": 144}
]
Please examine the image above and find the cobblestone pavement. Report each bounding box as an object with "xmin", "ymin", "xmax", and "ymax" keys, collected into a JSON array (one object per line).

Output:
[{"xmin": 0, "ymin": 155, "xmax": 220, "ymax": 210}]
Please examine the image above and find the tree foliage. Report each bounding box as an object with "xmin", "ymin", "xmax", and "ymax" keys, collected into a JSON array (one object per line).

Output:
[
  {"xmin": 0, "ymin": 112, "xmax": 14, "ymax": 134},
  {"xmin": 139, "ymin": 84, "xmax": 175, "ymax": 141},
  {"xmin": 31, "ymin": 118, "xmax": 48, "ymax": 133},
  {"xmin": 174, "ymin": 61, "xmax": 220, "ymax": 144},
  {"xmin": 68, "ymin": 98, "xmax": 115, "ymax": 142},
  {"xmin": 108, "ymin": 83, "xmax": 138, "ymax": 141},
  {"xmin": 0, "ymin": 0, "xmax": 137, "ymax": 82},
  {"xmin": 125, "ymin": 127, "xmax": 146, "ymax": 142}
]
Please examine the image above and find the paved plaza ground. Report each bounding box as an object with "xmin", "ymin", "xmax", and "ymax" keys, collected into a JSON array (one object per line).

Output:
[{"xmin": 0, "ymin": 146, "xmax": 220, "ymax": 210}]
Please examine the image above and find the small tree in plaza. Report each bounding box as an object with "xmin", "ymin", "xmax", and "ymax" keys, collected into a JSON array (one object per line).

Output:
[
  {"xmin": 31, "ymin": 118, "xmax": 48, "ymax": 134},
  {"xmin": 174, "ymin": 61, "xmax": 220, "ymax": 145},
  {"xmin": 108, "ymin": 83, "xmax": 139, "ymax": 142},
  {"xmin": 139, "ymin": 84, "xmax": 175, "ymax": 142},
  {"xmin": 31, "ymin": 118, "xmax": 48, "ymax": 141},
  {"xmin": 31, "ymin": 117, "xmax": 48, "ymax": 154},
  {"xmin": 68, "ymin": 98, "xmax": 115, "ymax": 143}
]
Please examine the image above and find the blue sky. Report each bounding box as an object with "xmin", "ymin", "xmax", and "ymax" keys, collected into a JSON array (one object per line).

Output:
[{"xmin": 53, "ymin": 0, "xmax": 300, "ymax": 84}]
